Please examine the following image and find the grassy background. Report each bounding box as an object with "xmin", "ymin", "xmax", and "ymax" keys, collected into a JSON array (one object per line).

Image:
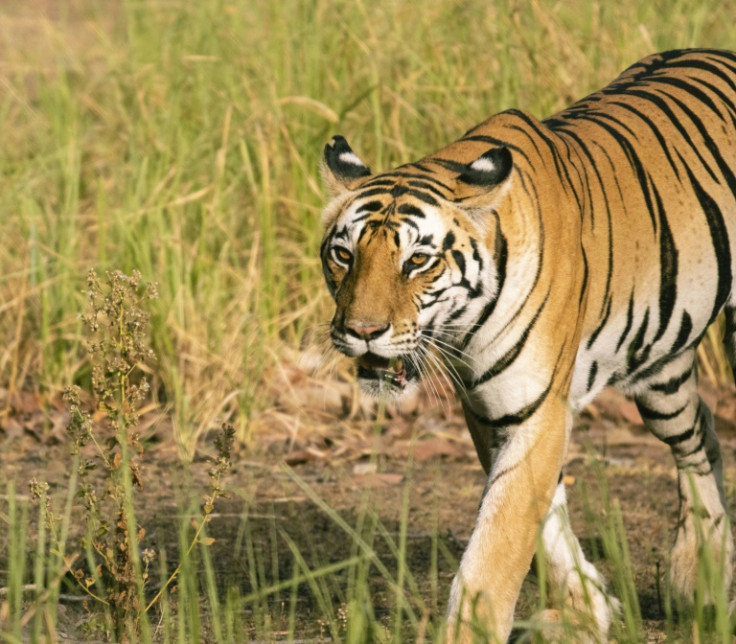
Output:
[
  {"xmin": 0, "ymin": 0, "xmax": 736, "ymax": 449},
  {"xmin": 1, "ymin": 0, "xmax": 735, "ymax": 454},
  {"xmin": 2, "ymin": 1, "xmax": 736, "ymax": 642}
]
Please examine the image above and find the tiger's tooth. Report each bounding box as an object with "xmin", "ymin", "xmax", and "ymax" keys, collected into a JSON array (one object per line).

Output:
[{"xmin": 394, "ymin": 358, "xmax": 403, "ymax": 372}]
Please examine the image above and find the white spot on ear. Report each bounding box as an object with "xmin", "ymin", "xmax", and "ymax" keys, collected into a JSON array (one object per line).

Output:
[
  {"xmin": 338, "ymin": 151, "xmax": 366, "ymax": 167},
  {"xmin": 469, "ymin": 157, "xmax": 496, "ymax": 173}
]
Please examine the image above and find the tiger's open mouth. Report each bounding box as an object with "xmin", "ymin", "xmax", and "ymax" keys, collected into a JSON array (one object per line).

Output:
[{"xmin": 356, "ymin": 353, "xmax": 419, "ymax": 391}]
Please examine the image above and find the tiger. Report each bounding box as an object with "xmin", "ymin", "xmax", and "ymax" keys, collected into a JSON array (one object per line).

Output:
[{"xmin": 318, "ymin": 49, "xmax": 736, "ymax": 642}]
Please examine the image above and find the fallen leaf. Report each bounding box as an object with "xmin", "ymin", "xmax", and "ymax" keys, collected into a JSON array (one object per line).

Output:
[
  {"xmin": 413, "ymin": 437, "xmax": 461, "ymax": 461},
  {"xmin": 353, "ymin": 473, "xmax": 404, "ymax": 488},
  {"xmin": 283, "ymin": 447, "xmax": 326, "ymax": 466}
]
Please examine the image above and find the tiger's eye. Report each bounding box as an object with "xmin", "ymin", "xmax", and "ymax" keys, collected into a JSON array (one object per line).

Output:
[
  {"xmin": 410, "ymin": 253, "xmax": 430, "ymax": 266},
  {"xmin": 333, "ymin": 247, "xmax": 352, "ymax": 263}
]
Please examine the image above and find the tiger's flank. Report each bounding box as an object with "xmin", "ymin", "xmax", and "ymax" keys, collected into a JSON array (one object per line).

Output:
[{"xmin": 318, "ymin": 49, "xmax": 736, "ymax": 642}]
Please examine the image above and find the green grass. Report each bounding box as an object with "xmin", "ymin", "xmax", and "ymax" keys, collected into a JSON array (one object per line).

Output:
[
  {"xmin": 5, "ymin": 462, "xmax": 735, "ymax": 643},
  {"xmin": 2, "ymin": 0, "xmax": 736, "ymax": 641},
  {"xmin": 2, "ymin": 0, "xmax": 735, "ymax": 452}
]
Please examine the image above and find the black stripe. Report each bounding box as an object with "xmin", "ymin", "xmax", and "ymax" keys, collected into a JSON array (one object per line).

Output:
[
  {"xmin": 654, "ymin": 183, "xmax": 678, "ymax": 343},
  {"xmin": 432, "ymin": 158, "xmax": 470, "ymax": 174},
  {"xmin": 319, "ymin": 227, "xmax": 334, "ymax": 260},
  {"xmin": 359, "ymin": 178, "xmax": 396, "ymax": 188},
  {"xmin": 692, "ymin": 52, "xmax": 736, "ymax": 89},
  {"xmin": 650, "ymin": 365, "xmax": 693, "ymax": 394},
  {"xmin": 506, "ymin": 110, "xmax": 583, "ymax": 211},
  {"xmin": 401, "ymin": 217, "xmax": 420, "ymax": 232},
  {"xmin": 681, "ymin": 161, "xmax": 732, "ymax": 325},
  {"xmin": 663, "ymin": 84, "xmax": 736, "ymax": 199},
  {"xmin": 662, "ymin": 425, "xmax": 695, "ymax": 447},
  {"xmin": 386, "ymin": 169, "xmax": 454, "ymax": 191},
  {"xmin": 677, "ymin": 425, "xmax": 707, "ymax": 458},
  {"xmin": 652, "ymin": 75, "xmax": 724, "ymax": 122},
  {"xmin": 586, "ymin": 297, "xmax": 612, "ymax": 350},
  {"xmin": 463, "ymin": 178, "xmax": 546, "ymax": 351},
  {"xmin": 615, "ymin": 294, "xmax": 635, "ymax": 353},
  {"xmin": 350, "ymin": 213, "xmax": 371, "ymax": 225},
  {"xmin": 614, "ymin": 88, "xmax": 719, "ymax": 183},
  {"xmin": 586, "ymin": 361, "xmax": 598, "ymax": 392},
  {"xmin": 629, "ymin": 350, "xmax": 694, "ymax": 386},
  {"xmin": 407, "ymin": 190, "xmax": 440, "ymax": 207},
  {"xmin": 665, "ymin": 399, "xmax": 710, "ymax": 459},
  {"xmin": 447, "ymin": 304, "xmax": 467, "ymax": 323},
  {"xmin": 627, "ymin": 308, "xmax": 651, "ymax": 372},
  {"xmin": 472, "ymin": 379, "xmax": 554, "ymax": 430},
  {"xmin": 459, "ymin": 133, "xmax": 509, "ymax": 147},
  {"xmin": 570, "ymin": 111, "xmax": 660, "ymax": 234},
  {"xmin": 550, "ymin": 125, "xmax": 620, "ymax": 245},
  {"xmin": 675, "ymin": 69, "xmax": 736, "ymax": 117},
  {"xmin": 490, "ymin": 461, "xmax": 520, "ymax": 486},
  {"xmin": 670, "ymin": 310, "xmax": 693, "ymax": 354},
  {"xmin": 460, "ymin": 222, "xmax": 508, "ymax": 349},
  {"xmin": 442, "ymin": 231, "xmax": 456, "ymax": 251},
  {"xmin": 554, "ymin": 132, "xmax": 588, "ymax": 217},
  {"xmin": 637, "ymin": 400, "xmax": 688, "ymax": 422},
  {"xmin": 463, "ymin": 338, "xmax": 571, "ymax": 461},
  {"xmin": 356, "ymin": 200, "xmax": 384, "ymax": 213},
  {"xmin": 407, "ymin": 179, "xmax": 452, "ymax": 199},
  {"xmin": 355, "ymin": 185, "xmax": 440, "ymax": 207},
  {"xmin": 469, "ymin": 292, "xmax": 550, "ymax": 388},
  {"xmin": 579, "ymin": 247, "xmax": 589, "ymax": 307},
  {"xmin": 458, "ymin": 133, "xmax": 530, "ymax": 164},
  {"xmin": 397, "ymin": 204, "xmax": 425, "ymax": 218},
  {"xmin": 605, "ymin": 97, "xmax": 684, "ymax": 181},
  {"xmin": 452, "ymin": 250, "xmax": 466, "ymax": 279},
  {"xmin": 503, "ymin": 110, "xmax": 555, "ymax": 162}
]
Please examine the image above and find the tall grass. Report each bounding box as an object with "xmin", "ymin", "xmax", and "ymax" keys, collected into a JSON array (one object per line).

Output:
[
  {"xmin": 2, "ymin": 4, "xmax": 736, "ymax": 639},
  {"xmin": 5, "ymin": 467, "xmax": 735, "ymax": 642},
  {"xmin": 1, "ymin": 0, "xmax": 735, "ymax": 453}
]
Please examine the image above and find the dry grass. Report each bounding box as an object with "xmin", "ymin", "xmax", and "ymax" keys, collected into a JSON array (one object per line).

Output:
[
  {"xmin": 0, "ymin": 0, "xmax": 734, "ymax": 458},
  {"xmin": 3, "ymin": 4, "xmax": 736, "ymax": 641}
]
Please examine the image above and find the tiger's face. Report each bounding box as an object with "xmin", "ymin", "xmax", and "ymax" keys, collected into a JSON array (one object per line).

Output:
[{"xmin": 320, "ymin": 136, "xmax": 512, "ymax": 397}]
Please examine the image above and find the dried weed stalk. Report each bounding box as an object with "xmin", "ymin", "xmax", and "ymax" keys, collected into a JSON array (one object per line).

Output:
[
  {"xmin": 55, "ymin": 269, "xmax": 233, "ymax": 639},
  {"xmin": 64, "ymin": 268, "xmax": 158, "ymax": 638}
]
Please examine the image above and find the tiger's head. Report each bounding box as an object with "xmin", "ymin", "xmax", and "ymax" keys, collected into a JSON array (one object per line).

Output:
[{"xmin": 320, "ymin": 135, "xmax": 513, "ymax": 398}]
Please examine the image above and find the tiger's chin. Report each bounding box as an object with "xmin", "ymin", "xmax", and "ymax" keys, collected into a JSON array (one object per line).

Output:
[{"xmin": 355, "ymin": 352, "xmax": 420, "ymax": 399}]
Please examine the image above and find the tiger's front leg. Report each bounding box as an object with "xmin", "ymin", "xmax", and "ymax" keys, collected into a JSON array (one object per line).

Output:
[{"xmin": 446, "ymin": 393, "xmax": 570, "ymax": 643}]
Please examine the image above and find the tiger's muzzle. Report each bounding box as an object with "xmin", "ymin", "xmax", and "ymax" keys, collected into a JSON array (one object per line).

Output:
[{"xmin": 355, "ymin": 353, "xmax": 420, "ymax": 392}]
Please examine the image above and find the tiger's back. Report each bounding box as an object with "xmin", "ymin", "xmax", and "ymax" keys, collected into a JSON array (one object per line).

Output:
[
  {"xmin": 319, "ymin": 49, "xmax": 736, "ymax": 642},
  {"xmin": 549, "ymin": 49, "xmax": 736, "ymax": 405},
  {"xmin": 418, "ymin": 49, "xmax": 736, "ymax": 409}
]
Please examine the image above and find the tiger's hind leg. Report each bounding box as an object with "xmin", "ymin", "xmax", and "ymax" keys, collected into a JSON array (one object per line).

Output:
[
  {"xmin": 634, "ymin": 349, "xmax": 732, "ymax": 609},
  {"xmin": 537, "ymin": 482, "xmax": 619, "ymax": 642}
]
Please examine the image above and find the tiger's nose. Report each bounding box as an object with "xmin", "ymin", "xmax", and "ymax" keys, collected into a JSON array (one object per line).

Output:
[{"xmin": 344, "ymin": 320, "xmax": 389, "ymax": 340}]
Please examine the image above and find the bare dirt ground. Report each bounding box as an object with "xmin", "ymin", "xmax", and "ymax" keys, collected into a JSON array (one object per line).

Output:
[{"xmin": 3, "ymin": 365, "xmax": 736, "ymax": 641}]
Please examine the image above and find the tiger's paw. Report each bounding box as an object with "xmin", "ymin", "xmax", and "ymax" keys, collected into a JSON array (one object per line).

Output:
[
  {"xmin": 529, "ymin": 604, "xmax": 616, "ymax": 643},
  {"xmin": 540, "ymin": 564, "xmax": 619, "ymax": 644},
  {"xmin": 529, "ymin": 608, "xmax": 615, "ymax": 644},
  {"xmin": 669, "ymin": 511, "xmax": 733, "ymax": 608}
]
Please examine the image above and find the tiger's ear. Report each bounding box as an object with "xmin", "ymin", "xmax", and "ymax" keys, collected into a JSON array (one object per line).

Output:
[
  {"xmin": 453, "ymin": 147, "xmax": 513, "ymax": 201},
  {"xmin": 322, "ymin": 135, "xmax": 372, "ymax": 197}
]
